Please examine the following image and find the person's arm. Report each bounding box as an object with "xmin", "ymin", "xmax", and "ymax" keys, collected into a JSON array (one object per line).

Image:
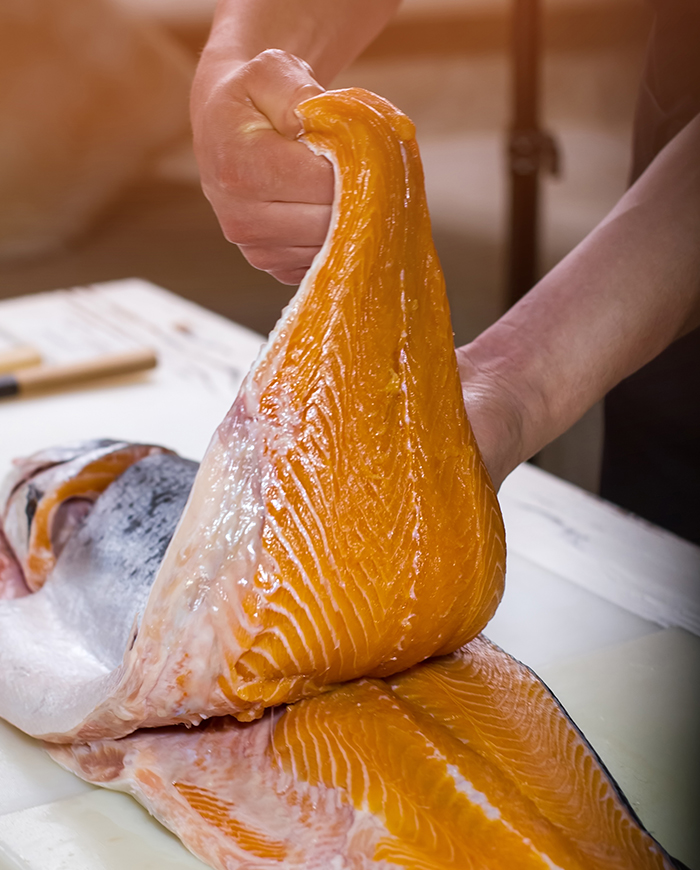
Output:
[
  {"xmin": 457, "ymin": 113, "xmax": 700, "ymax": 490},
  {"xmin": 191, "ymin": 1, "xmax": 401, "ymax": 284}
]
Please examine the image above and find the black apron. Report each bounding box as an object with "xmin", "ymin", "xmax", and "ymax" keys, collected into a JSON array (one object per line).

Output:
[{"xmin": 600, "ymin": 0, "xmax": 700, "ymax": 544}]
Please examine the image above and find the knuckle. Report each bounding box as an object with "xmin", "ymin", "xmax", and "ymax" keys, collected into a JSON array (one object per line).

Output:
[
  {"xmin": 240, "ymin": 246, "xmax": 279, "ymax": 271},
  {"xmin": 220, "ymin": 216, "xmax": 259, "ymax": 247},
  {"xmin": 274, "ymin": 268, "xmax": 308, "ymax": 285},
  {"xmin": 257, "ymin": 48, "xmax": 289, "ymax": 65},
  {"xmin": 251, "ymin": 48, "xmax": 296, "ymax": 73}
]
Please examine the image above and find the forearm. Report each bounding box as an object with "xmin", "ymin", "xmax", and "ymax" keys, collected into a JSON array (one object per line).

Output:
[
  {"xmin": 459, "ymin": 113, "xmax": 700, "ymax": 487},
  {"xmin": 198, "ymin": 0, "xmax": 401, "ymax": 85}
]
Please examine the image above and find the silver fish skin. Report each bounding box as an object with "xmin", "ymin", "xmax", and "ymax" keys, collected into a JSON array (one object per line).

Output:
[
  {"xmin": 1, "ymin": 440, "xmax": 170, "ymax": 591},
  {"xmin": 0, "ymin": 452, "xmax": 197, "ymax": 737},
  {"xmin": 0, "ymin": 526, "xmax": 28, "ymax": 599},
  {"xmin": 0, "ymin": 439, "xmax": 119, "ymax": 515}
]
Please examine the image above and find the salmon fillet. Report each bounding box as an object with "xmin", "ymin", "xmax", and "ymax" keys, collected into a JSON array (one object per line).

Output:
[
  {"xmin": 0, "ymin": 88, "xmax": 505, "ymax": 742},
  {"xmin": 49, "ymin": 636, "xmax": 678, "ymax": 870},
  {"xmin": 0, "ymin": 87, "xmax": 681, "ymax": 869}
]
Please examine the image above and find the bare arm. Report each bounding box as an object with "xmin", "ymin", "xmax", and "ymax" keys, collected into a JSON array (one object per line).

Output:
[
  {"xmin": 458, "ymin": 113, "xmax": 700, "ymax": 489},
  {"xmin": 191, "ymin": 1, "xmax": 401, "ymax": 283},
  {"xmin": 197, "ymin": 0, "xmax": 401, "ymax": 86}
]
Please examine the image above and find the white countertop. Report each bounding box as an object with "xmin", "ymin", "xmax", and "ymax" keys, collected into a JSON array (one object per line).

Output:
[{"xmin": 0, "ymin": 279, "xmax": 698, "ymax": 870}]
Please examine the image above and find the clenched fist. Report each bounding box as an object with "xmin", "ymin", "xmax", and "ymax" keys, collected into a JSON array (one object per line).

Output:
[{"xmin": 191, "ymin": 49, "xmax": 334, "ymax": 284}]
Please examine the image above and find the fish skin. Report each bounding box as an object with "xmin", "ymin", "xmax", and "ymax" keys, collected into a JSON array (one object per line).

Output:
[
  {"xmin": 0, "ymin": 438, "xmax": 118, "ymax": 512},
  {"xmin": 47, "ymin": 636, "xmax": 679, "ymax": 870},
  {"xmin": 0, "ymin": 524, "xmax": 28, "ymax": 599},
  {"xmin": 46, "ymin": 453, "xmax": 199, "ymax": 668},
  {"xmin": 0, "ymin": 439, "xmax": 168, "ymax": 599},
  {"xmin": 0, "ymin": 452, "xmax": 198, "ymax": 738},
  {"xmin": 1, "ymin": 440, "xmax": 172, "ymax": 591}
]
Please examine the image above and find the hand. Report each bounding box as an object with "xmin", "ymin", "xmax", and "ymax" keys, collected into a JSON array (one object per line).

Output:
[
  {"xmin": 191, "ymin": 49, "xmax": 335, "ymax": 284},
  {"xmin": 455, "ymin": 344, "xmax": 531, "ymax": 491}
]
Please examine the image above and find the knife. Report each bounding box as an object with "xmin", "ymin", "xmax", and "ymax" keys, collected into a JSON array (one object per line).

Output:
[{"xmin": 0, "ymin": 348, "xmax": 158, "ymax": 400}]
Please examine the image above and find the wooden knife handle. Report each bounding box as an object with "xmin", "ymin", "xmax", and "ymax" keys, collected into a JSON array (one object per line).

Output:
[
  {"xmin": 15, "ymin": 348, "xmax": 158, "ymax": 394},
  {"xmin": 0, "ymin": 345, "xmax": 42, "ymax": 375}
]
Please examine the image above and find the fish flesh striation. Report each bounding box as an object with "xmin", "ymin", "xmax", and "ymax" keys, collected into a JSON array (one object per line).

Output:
[
  {"xmin": 0, "ymin": 87, "xmax": 682, "ymax": 869},
  {"xmin": 0, "ymin": 88, "xmax": 505, "ymax": 742},
  {"xmin": 48, "ymin": 636, "xmax": 679, "ymax": 870}
]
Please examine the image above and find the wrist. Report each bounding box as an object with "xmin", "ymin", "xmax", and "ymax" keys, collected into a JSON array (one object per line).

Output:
[
  {"xmin": 190, "ymin": 52, "xmax": 242, "ymax": 125},
  {"xmin": 455, "ymin": 339, "xmax": 549, "ymax": 490}
]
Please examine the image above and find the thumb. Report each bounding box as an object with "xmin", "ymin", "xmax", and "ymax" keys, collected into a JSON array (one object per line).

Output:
[{"xmin": 240, "ymin": 49, "xmax": 325, "ymax": 139}]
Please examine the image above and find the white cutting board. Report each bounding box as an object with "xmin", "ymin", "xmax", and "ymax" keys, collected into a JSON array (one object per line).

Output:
[{"xmin": 540, "ymin": 627, "xmax": 700, "ymax": 868}]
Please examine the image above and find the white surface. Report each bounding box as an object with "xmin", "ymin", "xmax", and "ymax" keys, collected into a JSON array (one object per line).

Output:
[
  {"xmin": 500, "ymin": 462, "xmax": 700, "ymax": 636},
  {"xmin": 539, "ymin": 628, "xmax": 700, "ymax": 869},
  {"xmin": 0, "ymin": 722, "xmax": 93, "ymax": 817},
  {"xmin": 0, "ymin": 280, "xmax": 698, "ymax": 869},
  {"xmin": 486, "ymin": 549, "xmax": 660, "ymax": 670},
  {"xmin": 0, "ymin": 791, "xmax": 208, "ymax": 870},
  {"xmin": 0, "ymin": 280, "xmax": 264, "ymax": 465}
]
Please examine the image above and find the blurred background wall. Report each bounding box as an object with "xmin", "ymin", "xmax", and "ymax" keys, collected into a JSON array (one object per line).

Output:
[{"xmin": 0, "ymin": 0, "xmax": 652, "ymax": 492}]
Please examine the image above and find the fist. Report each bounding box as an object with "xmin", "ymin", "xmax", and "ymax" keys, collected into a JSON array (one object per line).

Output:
[{"xmin": 191, "ymin": 49, "xmax": 334, "ymax": 284}]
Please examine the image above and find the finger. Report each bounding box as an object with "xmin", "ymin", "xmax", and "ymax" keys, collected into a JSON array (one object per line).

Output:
[
  {"xmin": 224, "ymin": 50, "xmax": 334, "ymax": 202},
  {"xmin": 239, "ymin": 244, "xmax": 322, "ymax": 280},
  {"xmin": 271, "ymin": 267, "xmax": 313, "ymax": 285},
  {"xmin": 216, "ymin": 200, "xmax": 332, "ymax": 250},
  {"xmin": 201, "ymin": 121, "xmax": 334, "ymax": 208},
  {"xmin": 241, "ymin": 49, "xmax": 325, "ymax": 140}
]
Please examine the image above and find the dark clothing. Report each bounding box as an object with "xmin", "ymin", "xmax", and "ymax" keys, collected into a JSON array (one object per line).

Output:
[
  {"xmin": 601, "ymin": 331, "xmax": 700, "ymax": 543},
  {"xmin": 628, "ymin": 0, "xmax": 700, "ymax": 185},
  {"xmin": 600, "ymin": 0, "xmax": 700, "ymax": 544}
]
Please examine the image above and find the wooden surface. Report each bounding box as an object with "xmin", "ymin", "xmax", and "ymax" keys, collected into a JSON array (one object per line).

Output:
[
  {"xmin": 0, "ymin": 279, "xmax": 698, "ymax": 870},
  {"xmin": 499, "ymin": 462, "xmax": 700, "ymax": 636}
]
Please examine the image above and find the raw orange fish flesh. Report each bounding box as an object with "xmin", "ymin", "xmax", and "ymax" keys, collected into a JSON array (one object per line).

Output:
[
  {"xmin": 0, "ymin": 86, "xmax": 684, "ymax": 870},
  {"xmin": 0, "ymin": 87, "xmax": 504, "ymax": 741},
  {"xmin": 49, "ymin": 635, "xmax": 680, "ymax": 870}
]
